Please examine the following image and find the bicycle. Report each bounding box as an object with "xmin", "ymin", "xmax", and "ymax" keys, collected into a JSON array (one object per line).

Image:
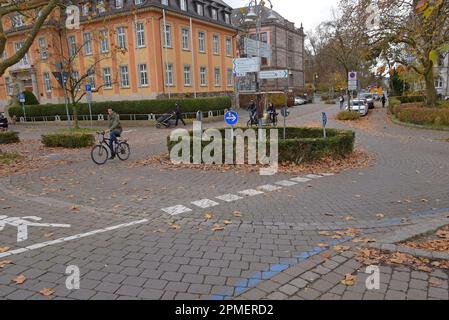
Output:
[{"xmin": 91, "ymin": 131, "xmax": 130, "ymax": 165}]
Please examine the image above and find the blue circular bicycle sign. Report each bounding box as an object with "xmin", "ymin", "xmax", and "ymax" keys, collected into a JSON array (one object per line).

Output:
[{"xmin": 224, "ymin": 110, "xmax": 239, "ymax": 126}]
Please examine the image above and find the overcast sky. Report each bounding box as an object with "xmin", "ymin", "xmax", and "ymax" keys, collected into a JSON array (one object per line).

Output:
[{"xmin": 225, "ymin": 0, "xmax": 338, "ymax": 32}]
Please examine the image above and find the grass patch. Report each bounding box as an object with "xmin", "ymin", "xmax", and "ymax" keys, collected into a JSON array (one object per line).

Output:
[
  {"xmin": 336, "ymin": 111, "xmax": 360, "ymax": 121},
  {"xmin": 41, "ymin": 133, "xmax": 94, "ymax": 148},
  {"xmin": 0, "ymin": 152, "xmax": 23, "ymax": 165},
  {"xmin": 56, "ymin": 127, "xmax": 100, "ymax": 134},
  {"xmin": 0, "ymin": 131, "xmax": 20, "ymax": 144}
]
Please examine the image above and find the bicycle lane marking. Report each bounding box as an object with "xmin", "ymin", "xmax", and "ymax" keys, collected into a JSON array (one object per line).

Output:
[{"xmin": 0, "ymin": 219, "xmax": 149, "ymax": 259}]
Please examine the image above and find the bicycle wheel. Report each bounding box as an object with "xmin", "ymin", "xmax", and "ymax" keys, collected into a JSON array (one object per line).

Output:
[
  {"xmin": 91, "ymin": 145, "xmax": 109, "ymax": 165},
  {"xmin": 116, "ymin": 142, "xmax": 131, "ymax": 161}
]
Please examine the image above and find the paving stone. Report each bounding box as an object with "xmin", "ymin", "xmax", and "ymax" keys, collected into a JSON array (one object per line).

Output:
[
  {"xmin": 278, "ymin": 284, "xmax": 299, "ymax": 296},
  {"xmin": 289, "ymin": 278, "xmax": 308, "ymax": 289},
  {"xmin": 406, "ymin": 289, "xmax": 427, "ymax": 300},
  {"xmin": 266, "ymin": 292, "xmax": 287, "ymax": 300}
]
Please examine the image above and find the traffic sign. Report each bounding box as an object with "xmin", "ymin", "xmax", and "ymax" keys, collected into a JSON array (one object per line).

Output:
[
  {"xmin": 233, "ymin": 58, "xmax": 260, "ymax": 75},
  {"xmin": 348, "ymin": 71, "xmax": 357, "ymax": 81},
  {"xmin": 18, "ymin": 92, "xmax": 25, "ymax": 103},
  {"xmin": 322, "ymin": 112, "xmax": 328, "ymax": 127},
  {"xmin": 259, "ymin": 70, "xmax": 288, "ymax": 80},
  {"xmin": 281, "ymin": 107, "xmax": 290, "ymax": 118},
  {"xmin": 86, "ymin": 84, "xmax": 92, "ymax": 93},
  {"xmin": 224, "ymin": 110, "xmax": 239, "ymax": 126}
]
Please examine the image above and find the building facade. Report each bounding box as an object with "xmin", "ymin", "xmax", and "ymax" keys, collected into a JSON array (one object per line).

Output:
[
  {"xmin": 435, "ymin": 53, "xmax": 449, "ymax": 98},
  {"xmin": 232, "ymin": 6, "xmax": 306, "ymax": 95},
  {"xmin": 0, "ymin": 0, "xmax": 237, "ymax": 110}
]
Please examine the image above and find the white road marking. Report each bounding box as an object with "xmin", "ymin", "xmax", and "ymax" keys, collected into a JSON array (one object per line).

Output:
[
  {"xmin": 305, "ymin": 174, "xmax": 323, "ymax": 179},
  {"xmin": 257, "ymin": 185, "xmax": 282, "ymax": 192},
  {"xmin": 239, "ymin": 189, "xmax": 264, "ymax": 197},
  {"xmin": 275, "ymin": 180, "xmax": 298, "ymax": 187},
  {"xmin": 191, "ymin": 199, "xmax": 220, "ymax": 209},
  {"xmin": 290, "ymin": 177, "xmax": 312, "ymax": 183},
  {"xmin": 161, "ymin": 205, "xmax": 192, "ymax": 216},
  {"xmin": 0, "ymin": 219, "xmax": 149, "ymax": 259},
  {"xmin": 216, "ymin": 194, "xmax": 243, "ymax": 202}
]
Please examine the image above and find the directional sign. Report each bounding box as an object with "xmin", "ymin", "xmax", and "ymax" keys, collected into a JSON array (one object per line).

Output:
[
  {"xmin": 244, "ymin": 38, "xmax": 272, "ymax": 59},
  {"xmin": 18, "ymin": 92, "xmax": 25, "ymax": 103},
  {"xmin": 322, "ymin": 112, "xmax": 328, "ymax": 127},
  {"xmin": 224, "ymin": 110, "xmax": 239, "ymax": 126},
  {"xmin": 259, "ymin": 70, "xmax": 289, "ymax": 80},
  {"xmin": 233, "ymin": 57, "xmax": 260, "ymax": 75}
]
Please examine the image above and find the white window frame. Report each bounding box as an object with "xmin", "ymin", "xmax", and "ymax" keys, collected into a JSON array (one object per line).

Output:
[
  {"xmin": 38, "ymin": 37, "xmax": 48, "ymax": 60},
  {"xmin": 163, "ymin": 24, "xmax": 172, "ymax": 48},
  {"xmin": 117, "ymin": 26, "xmax": 127, "ymax": 49},
  {"xmin": 184, "ymin": 65, "xmax": 191, "ymax": 86},
  {"xmin": 135, "ymin": 0, "xmax": 144, "ymax": 5},
  {"xmin": 138, "ymin": 63, "xmax": 149, "ymax": 87},
  {"xmin": 12, "ymin": 15, "xmax": 24, "ymax": 28},
  {"xmin": 180, "ymin": 0, "xmax": 187, "ymax": 11},
  {"xmin": 211, "ymin": 8, "xmax": 218, "ymax": 20},
  {"xmin": 197, "ymin": 3, "xmax": 204, "ymax": 16},
  {"xmin": 115, "ymin": 0, "xmax": 123, "ymax": 9},
  {"xmin": 5, "ymin": 77, "xmax": 11, "ymax": 95},
  {"xmin": 213, "ymin": 34, "xmax": 220, "ymax": 55},
  {"xmin": 72, "ymin": 71, "xmax": 81, "ymax": 91},
  {"xmin": 165, "ymin": 63, "xmax": 174, "ymax": 86},
  {"xmin": 225, "ymin": 13, "xmax": 230, "ymax": 24},
  {"xmin": 161, "ymin": 0, "xmax": 168, "ymax": 5},
  {"xmin": 198, "ymin": 31, "xmax": 206, "ymax": 53},
  {"xmin": 200, "ymin": 66, "xmax": 207, "ymax": 87},
  {"xmin": 97, "ymin": 0, "xmax": 106, "ymax": 13},
  {"xmin": 135, "ymin": 22, "xmax": 146, "ymax": 48},
  {"xmin": 100, "ymin": 30, "xmax": 109, "ymax": 53},
  {"xmin": 43, "ymin": 73, "xmax": 52, "ymax": 93},
  {"xmin": 214, "ymin": 67, "xmax": 221, "ymax": 87},
  {"xmin": 226, "ymin": 37, "xmax": 232, "ymax": 56},
  {"xmin": 227, "ymin": 68, "xmax": 233, "ymax": 86},
  {"xmin": 68, "ymin": 35, "xmax": 77, "ymax": 57},
  {"xmin": 181, "ymin": 28, "xmax": 190, "ymax": 50},
  {"xmin": 103, "ymin": 67, "xmax": 112, "ymax": 89},
  {"xmin": 87, "ymin": 67, "xmax": 96, "ymax": 90},
  {"xmin": 435, "ymin": 76, "xmax": 444, "ymax": 88},
  {"xmin": 120, "ymin": 65, "xmax": 130, "ymax": 88},
  {"xmin": 83, "ymin": 32, "xmax": 93, "ymax": 55}
]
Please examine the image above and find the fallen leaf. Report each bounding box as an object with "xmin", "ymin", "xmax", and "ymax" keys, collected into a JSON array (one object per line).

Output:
[
  {"xmin": 345, "ymin": 216, "xmax": 355, "ymax": 221},
  {"xmin": 204, "ymin": 213, "xmax": 213, "ymax": 220},
  {"xmin": 14, "ymin": 274, "xmax": 26, "ymax": 284},
  {"xmin": 417, "ymin": 265, "xmax": 432, "ymax": 273},
  {"xmin": 376, "ymin": 214, "xmax": 385, "ymax": 219},
  {"xmin": 0, "ymin": 260, "xmax": 13, "ymax": 268},
  {"xmin": 212, "ymin": 224, "xmax": 224, "ymax": 232},
  {"xmin": 223, "ymin": 220, "xmax": 232, "ymax": 225},
  {"xmin": 317, "ymin": 243, "xmax": 328, "ymax": 248},
  {"xmin": 429, "ymin": 279, "xmax": 444, "ymax": 287},
  {"xmin": 341, "ymin": 274, "xmax": 356, "ymax": 286},
  {"xmin": 0, "ymin": 247, "xmax": 10, "ymax": 253},
  {"xmin": 333, "ymin": 245, "xmax": 350, "ymax": 253},
  {"xmin": 321, "ymin": 252, "xmax": 332, "ymax": 259},
  {"xmin": 70, "ymin": 206, "xmax": 79, "ymax": 211},
  {"xmin": 44, "ymin": 233, "xmax": 54, "ymax": 238},
  {"xmin": 233, "ymin": 211, "xmax": 242, "ymax": 218},
  {"xmin": 319, "ymin": 231, "xmax": 332, "ymax": 236},
  {"xmin": 39, "ymin": 288, "xmax": 54, "ymax": 296},
  {"xmin": 170, "ymin": 224, "xmax": 181, "ymax": 230}
]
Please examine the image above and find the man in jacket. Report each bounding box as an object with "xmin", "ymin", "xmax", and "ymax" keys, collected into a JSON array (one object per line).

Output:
[
  {"xmin": 106, "ymin": 108, "xmax": 123, "ymax": 159},
  {"xmin": 175, "ymin": 103, "xmax": 186, "ymax": 126}
]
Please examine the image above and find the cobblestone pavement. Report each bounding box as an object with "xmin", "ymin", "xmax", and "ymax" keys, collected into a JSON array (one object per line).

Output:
[{"xmin": 1, "ymin": 103, "xmax": 449, "ymax": 300}]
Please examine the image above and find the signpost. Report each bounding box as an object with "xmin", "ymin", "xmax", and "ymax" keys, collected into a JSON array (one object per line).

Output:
[
  {"xmin": 348, "ymin": 71, "xmax": 358, "ymax": 91},
  {"xmin": 259, "ymin": 69, "xmax": 289, "ymax": 80},
  {"xmin": 233, "ymin": 58, "xmax": 261, "ymax": 75},
  {"xmin": 224, "ymin": 110, "xmax": 239, "ymax": 141},
  {"xmin": 86, "ymin": 84, "xmax": 93, "ymax": 127},
  {"xmin": 244, "ymin": 38, "xmax": 272, "ymax": 59},
  {"xmin": 53, "ymin": 65, "xmax": 71, "ymax": 126},
  {"xmin": 280, "ymin": 106, "xmax": 290, "ymax": 140},
  {"xmin": 322, "ymin": 112, "xmax": 328, "ymax": 139},
  {"xmin": 19, "ymin": 92, "xmax": 26, "ymax": 122}
]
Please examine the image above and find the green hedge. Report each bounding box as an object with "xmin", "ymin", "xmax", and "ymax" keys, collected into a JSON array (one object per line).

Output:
[
  {"xmin": 395, "ymin": 106, "xmax": 449, "ymax": 127},
  {"xmin": 336, "ymin": 111, "xmax": 360, "ymax": 121},
  {"xmin": 0, "ymin": 132, "xmax": 20, "ymax": 144},
  {"xmin": 167, "ymin": 127, "xmax": 355, "ymax": 164},
  {"xmin": 41, "ymin": 133, "xmax": 94, "ymax": 148},
  {"xmin": 8, "ymin": 96, "xmax": 231, "ymax": 119},
  {"xmin": 397, "ymin": 96, "xmax": 425, "ymax": 104},
  {"xmin": 22, "ymin": 91, "xmax": 40, "ymax": 105}
]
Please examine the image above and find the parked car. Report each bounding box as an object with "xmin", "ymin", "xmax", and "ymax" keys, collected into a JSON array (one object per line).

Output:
[
  {"xmin": 344, "ymin": 99, "xmax": 368, "ymax": 116},
  {"xmin": 294, "ymin": 97, "xmax": 306, "ymax": 105},
  {"xmin": 359, "ymin": 93, "xmax": 375, "ymax": 109},
  {"xmin": 444, "ymin": 96, "xmax": 449, "ymax": 101}
]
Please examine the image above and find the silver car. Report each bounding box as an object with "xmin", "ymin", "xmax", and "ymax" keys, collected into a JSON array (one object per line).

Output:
[{"xmin": 344, "ymin": 99, "xmax": 368, "ymax": 116}]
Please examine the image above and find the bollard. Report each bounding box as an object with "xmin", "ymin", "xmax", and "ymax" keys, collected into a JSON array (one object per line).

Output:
[{"xmin": 55, "ymin": 115, "xmax": 61, "ymax": 122}]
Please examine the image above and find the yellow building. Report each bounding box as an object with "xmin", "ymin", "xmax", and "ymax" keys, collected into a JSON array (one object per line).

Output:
[{"xmin": 0, "ymin": 0, "xmax": 237, "ymax": 109}]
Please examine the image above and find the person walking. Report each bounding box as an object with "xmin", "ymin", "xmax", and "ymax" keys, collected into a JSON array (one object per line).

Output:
[
  {"xmin": 381, "ymin": 94, "xmax": 386, "ymax": 108},
  {"xmin": 175, "ymin": 103, "xmax": 186, "ymax": 126},
  {"xmin": 106, "ymin": 108, "xmax": 123, "ymax": 159},
  {"xmin": 0, "ymin": 113, "xmax": 8, "ymax": 132},
  {"xmin": 339, "ymin": 94, "xmax": 345, "ymax": 110}
]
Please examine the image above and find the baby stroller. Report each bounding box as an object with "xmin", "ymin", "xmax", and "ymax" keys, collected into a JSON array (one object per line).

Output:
[{"xmin": 156, "ymin": 112, "xmax": 176, "ymax": 129}]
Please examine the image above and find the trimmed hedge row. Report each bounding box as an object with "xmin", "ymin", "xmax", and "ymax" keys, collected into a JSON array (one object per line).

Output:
[
  {"xmin": 396, "ymin": 96, "xmax": 425, "ymax": 104},
  {"xmin": 336, "ymin": 111, "xmax": 360, "ymax": 121},
  {"xmin": 0, "ymin": 132, "xmax": 20, "ymax": 144},
  {"xmin": 8, "ymin": 96, "xmax": 231, "ymax": 118},
  {"xmin": 41, "ymin": 133, "xmax": 94, "ymax": 148},
  {"xmin": 167, "ymin": 127, "xmax": 355, "ymax": 164},
  {"xmin": 395, "ymin": 105, "xmax": 449, "ymax": 127}
]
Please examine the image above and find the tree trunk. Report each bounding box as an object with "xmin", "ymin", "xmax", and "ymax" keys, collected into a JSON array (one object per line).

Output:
[
  {"xmin": 72, "ymin": 104, "xmax": 79, "ymax": 129},
  {"xmin": 424, "ymin": 66, "xmax": 437, "ymax": 107}
]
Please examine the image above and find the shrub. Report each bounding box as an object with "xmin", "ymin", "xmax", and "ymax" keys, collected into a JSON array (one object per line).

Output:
[
  {"xmin": 336, "ymin": 111, "xmax": 360, "ymax": 121},
  {"xmin": 8, "ymin": 96, "xmax": 231, "ymax": 119},
  {"xmin": 0, "ymin": 152, "xmax": 22, "ymax": 165},
  {"xmin": 395, "ymin": 106, "xmax": 449, "ymax": 127},
  {"xmin": 41, "ymin": 133, "xmax": 94, "ymax": 148},
  {"xmin": 397, "ymin": 96, "xmax": 425, "ymax": 104},
  {"xmin": 0, "ymin": 131, "xmax": 20, "ymax": 144},
  {"xmin": 22, "ymin": 91, "xmax": 40, "ymax": 105},
  {"xmin": 167, "ymin": 127, "xmax": 355, "ymax": 164},
  {"xmin": 388, "ymin": 97, "xmax": 401, "ymax": 114}
]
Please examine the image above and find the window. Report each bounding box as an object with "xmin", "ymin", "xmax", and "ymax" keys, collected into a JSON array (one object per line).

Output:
[
  {"xmin": 226, "ymin": 37, "xmax": 232, "ymax": 56},
  {"xmin": 184, "ymin": 65, "xmax": 191, "ymax": 86},
  {"xmin": 82, "ymin": 3, "xmax": 89, "ymax": 16},
  {"xmin": 103, "ymin": 67, "xmax": 112, "ymax": 88},
  {"xmin": 198, "ymin": 32, "xmax": 206, "ymax": 53},
  {"xmin": 117, "ymin": 26, "xmax": 127, "ymax": 49},
  {"xmin": 138, "ymin": 63, "xmax": 149, "ymax": 86},
  {"xmin": 38, "ymin": 37, "xmax": 48, "ymax": 60},
  {"xmin": 120, "ymin": 65, "xmax": 130, "ymax": 87},
  {"xmin": 435, "ymin": 76, "xmax": 444, "ymax": 88},
  {"xmin": 97, "ymin": 0, "xmax": 106, "ymax": 13},
  {"xmin": 227, "ymin": 68, "xmax": 233, "ymax": 86},
  {"xmin": 115, "ymin": 0, "xmax": 123, "ymax": 9},
  {"xmin": 161, "ymin": 0, "xmax": 168, "ymax": 5},
  {"xmin": 211, "ymin": 8, "xmax": 218, "ymax": 20},
  {"xmin": 100, "ymin": 30, "xmax": 109, "ymax": 53},
  {"xmin": 261, "ymin": 32, "xmax": 268, "ymax": 44},
  {"xmin": 68, "ymin": 35, "xmax": 77, "ymax": 57},
  {"xmin": 165, "ymin": 63, "xmax": 174, "ymax": 86},
  {"xmin": 15, "ymin": 41, "xmax": 29, "ymax": 66},
  {"xmin": 288, "ymin": 37, "xmax": 293, "ymax": 50},
  {"xmin": 288, "ymin": 56, "xmax": 293, "ymax": 68},
  {"xmin": 213, "ymin": 35, "xmax": 219, "ymax": 55},
  {"xmin": 135, "ymin": 22, "xmax": 145, "ymax": 48},
  {"xmin": 214, "ymin": 67, "xmax": 221, "ymax": 87},
  {"xmin": 87, "ymin": 67, "xmax": 96, "ymax": 89},
  {"xmin": 135, "ymin": 0, "xmax": 144, "ymax": 5},
  {"xmin": 83, "ymin": 32, "xmax": 93, "ymax": 55},
  {"xmin": 181, "ymin": 28, "xmax": 190, "ymax": 50},
  {"xmin": 12, "ymin": 15, "xmax": 24, "ymax": 28},
  {"xmin": 43, "ymin": 73, "xmax": 52, "ymax": 92},
  {"xmin": 72, "ymin": 71, "xmax": 81, "ymax": 91},
  {"xmin": 5, "ymin": 77, "xmax": 11, "ymax": 95},
  {"xmin": 200, "ymin": 66, "xmax": 207, "ymax": 86},
  {"xmin": 197, "ymin": 3, "xmax": 204, "ymax": 16},
  {"xmin": 180, "ymin": 0, "xmax": 187, "ymax": 11},
  {"xmin": 225, "ymin": 13, "xmax": 230, "ymax": 24},
  {"xmin": 163, "ymin": 24, "xmax": 172, "ymax": 47}
]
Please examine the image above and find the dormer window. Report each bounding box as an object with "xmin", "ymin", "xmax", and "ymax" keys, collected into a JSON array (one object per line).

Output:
[
  {"xmin": 11, "ymin": 15, "xmax": 24, "ymax": 28},
  {"xmin": 180, "ymin": 0, "xmax": 187, "ymax": 11},
  {"xmin": 115, "ymin": 0, "xmax": 123, "ymax": 9},
  {"xmin": 211, "ymin": 8, "xmax": 218, "ymax": 20},
  {"xmin": 161, "ymin": 0, "xmax": 168, "ymax": 5},
  {"xmin": 97, "ymin": 0, "xmax": 106, "ymax": 13},
  {"xmin": 135, "ymin": 0, "xmax": 144, "ymax": 4},
  {"xmin": 225, "ymin": 13, "xmax": 230, "ymax": 24},
  {"xmin": 82, "ymin": 3, "xmax": 89, "ymax": 16},
  {"xmin": 197, "ymin": 3, "xmax": 204, "ymax": 16}
]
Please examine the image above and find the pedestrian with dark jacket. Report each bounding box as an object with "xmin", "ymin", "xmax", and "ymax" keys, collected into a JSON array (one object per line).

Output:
[
  {"xmin": 175, "ymin": 103, "xmax": 186, "ymax": 126},
  {"xmin": 381, "ymin": 94, "xmax": 386, "ymax": 108},
  {"xmin": 0, "ymin": 113, "xmax": 8, "ymax": 132}
]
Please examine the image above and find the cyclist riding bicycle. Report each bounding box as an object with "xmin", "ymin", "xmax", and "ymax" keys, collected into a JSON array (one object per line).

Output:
[{"xmin": 106, "ymin": 108, "xmax": 123, "ymax": 159}]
